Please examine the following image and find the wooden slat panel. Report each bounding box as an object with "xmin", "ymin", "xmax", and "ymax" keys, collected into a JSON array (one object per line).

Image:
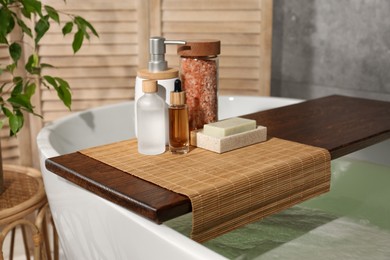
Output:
[
  {"xmin": 163, "ymin": 10, "xmax": 261, "ymax": 22},
  {"xmin": 0, "ymin": 37, "xmax": 22, "ymax": 165},
  {"xmin": 41, "ymin": 56, "xmax": 137, "ymax": 68},
  {"xmin": 219, "ymin": 89, "xmax": 259, "ymax": 96},
  {"xmin": 0, "ymin": 72, "xmax": 13, "ymax": 82},
  {"xmin": 50, "ymin": 10, "xmax": 138, "ymax": 22},
  {"xmin": 0, "ymin": 48, "xmax": 10, "ymax": 57},
  {"xmin": 165, "ymin": 56, "xmax": 261, "ymax": 69},
  {"xmin": 220, "ymin": 79, "xmax": 261, "ymax": 90},
  {"xmin": 39, "ymin": 44, "xmax": 138, "ymax": 56},
  {"xmin": 41, "ymin": 88, "xmax": 133, "ymax": 100},
  {"xmin": 219, "ymin": 56, "xmax": 260, "ymax": 68},
  {"xmin": 42, "ymin": 0, "xmax": 137, "ymax": 11},
  {"xmin": 42, "ymin": 67, "xmax": 137, "ymax": 78},
  {"xmin": 0, "ymin": 135, "xmax": 19, "ymax": 149},
  {"xmin": 40, "ymin": 33, "xmax": 138, "ymax": 45},
  {"xmin": 166, "ymin": 45, "xmax": 261, "ymax": 56},
  {"xmin": 220, "ymin": 68, "xmax": 259, "ymax": 79},
  {"xmin": 41, "ymin": 99, "xmax": 131, "ymax": 112},
  {"xmin": 163, "ymin": 22, "xmax": 261, "ymax": 34},
  {"xmin": 41, "ymin": 78, "xmax": 136, "ymax": 89},
  {"xmin": 35, "ymin": 0, "xmax": 144, "ymax": 132},
  {"xmin": 47, "ymin": 22, "xmax": 138, "ymax": 34},
  {"xmin": 160, "ymin": 0, "xmax": 272, "ymax": 96},
  {"xmin": 163, "ymin": 33, "xmax": 261, "ymax": 45},
  {"xmin": 162, "ymin": 0, "xmax": 261, "ymax": 10}
]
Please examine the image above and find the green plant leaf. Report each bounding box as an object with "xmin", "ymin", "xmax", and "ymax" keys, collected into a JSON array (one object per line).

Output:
[
  {"xmin": 43, "ymin": 75, "xmax": 58, "ymax": 89},
  {"xmin": 62, "ymin": 21, "xmax": 73, "ymax": 35},
  {"xmin": 34, "ymin": 15, "xmax": 50, "ymax": 45},
  {"xmin": 6, "ymin": 12, "xmax": 15, "ymax": 34},
  {"xmin": 0, "ymin": 119, "xmax": 4, "ymax": 131},
  {"xmin": 72, "ymin": 29, "xmax": 84, "ymax": 53},
  {"xmin": 43, "ymin": 76, "xmax": 71, "ymax": 110},
  {"xmin": 0, "ymin": 7, "xmax": 11, "ymax": 43},
  {"xmin": 0, "ymin": 34, "xmax": 8, "ymax": 44},
  {"xmin": 21, "ymin": 0, "xmax": 43, "ymax": 18},
  {"xmin": 40, "ymin": 63, "xmax": 54, "ymax": 68},
  {"xmin": 6, "ymin": 63, "xmax": 16, "ymax": 73},
  {"xmin": 8, "ymin": 95, "xmax": 34, "ymax": 113},
  {"xmin": 55, "ymin": 77, "xmax": 72, "ymax": 109},
  {"xmin": 8, "ymin": 110, "xmax": 25, "ymax": 136},
  {"xmin": 9, "ymin": 113, "xmax": 21, "ymax": 135},
  {"xmin": 20, "ymin": 7, "xmax": 31, "ymax": 19},
  {"xmin": 2, "ymin": 107, "xmax": 12, "ymax": 117},
  {"xmin": 44, "ymin": 5, "xmax": 60, "ymax": 24},
  {"xmin": 9, "ymin": 42, "xmax": 22, "ymax": 63},
  {"xmin": 25, "ymin": 54, "xmax": 40, "ymax": 74},
  {"xmin": 15, "ymin": 17, "xmax": 33, "ymax": 37},
  {"xmin": 75, "ymin": 16, "xmax": 98, "ymax": 37},
  {"xmin": 25, "ymin": 82, "xmax": 36, "ymax": 99},
  {"xmin": 12, "ymin": 77, "xmax": 23, "ymax": 96}
]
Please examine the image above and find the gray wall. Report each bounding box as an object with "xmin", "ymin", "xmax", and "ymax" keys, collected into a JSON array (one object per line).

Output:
[{"xmin": 271, "ymin": 0, "xmax": 390, "ymax": 101}]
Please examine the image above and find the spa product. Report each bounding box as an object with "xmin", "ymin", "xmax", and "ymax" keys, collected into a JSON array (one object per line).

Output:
[
  {"xmin": 169, "ymin": 79, "xmax": 190, "ymax": 154},
  {"xmin": 177, "ymin": 40, "xmax": 221, "ymax": 131},
  {"xmin": 136, "ymin": 80, "xmax": 166, "ymax": 155},
  {"xmin": 192, "ymin": 126, "xmax": 267, "ymax": 154},
  {"xmin": 135, "ymin": 37, "xmax": 186, "ymax": 139},
  {"xmin": 203, "ymin": 117, "xmax": 257, "ymax": 138}
]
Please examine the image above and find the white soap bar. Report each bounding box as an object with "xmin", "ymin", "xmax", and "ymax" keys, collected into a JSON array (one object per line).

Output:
[
  {"xmin": 193, "ymin": 126, "xmax": 267, "ymax": 153},
  {"xmin": 203, "ymin": 117, "xmax": 257, "ymax": 138}
]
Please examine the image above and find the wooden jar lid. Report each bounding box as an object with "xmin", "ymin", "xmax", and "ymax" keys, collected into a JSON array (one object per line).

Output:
[{"xmin": 177, "ymin": 40, "xmax": 221, "ymax": 57}]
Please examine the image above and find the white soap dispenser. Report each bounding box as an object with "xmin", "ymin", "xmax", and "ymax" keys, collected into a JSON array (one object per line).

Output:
[{"xmin": 134, "ymin": 36, "xmax": 186, "ymax": 139}]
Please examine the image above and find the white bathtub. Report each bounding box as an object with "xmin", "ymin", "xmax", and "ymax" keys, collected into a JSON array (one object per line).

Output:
[{"xmin": 37, "ymin": 96, "xmax": 390, "ymax": 260}]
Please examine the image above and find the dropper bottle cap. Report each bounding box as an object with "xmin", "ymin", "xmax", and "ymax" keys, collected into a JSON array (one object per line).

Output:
[{"xmin": 170, "ymin": 79, "xmax": 186, "ymax": 105}]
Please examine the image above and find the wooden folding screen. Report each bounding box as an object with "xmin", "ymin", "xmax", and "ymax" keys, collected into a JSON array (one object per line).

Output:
[
  {"xmin": 0, "ymin": 44, "xmax": 21, "ymax": 164},
  {"xmin": 155, "ymin": 0, "xmax": 273, "ymax": 96},
  {"xmin": 36, "ymin": 0, "xmax": 148, "ymax": 123},
  {"xmin": 0, "ymin": 0, "xmax": 273, "ymax": 167}
]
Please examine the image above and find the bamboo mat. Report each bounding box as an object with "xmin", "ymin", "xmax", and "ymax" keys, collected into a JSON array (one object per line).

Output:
[{"xmin": 80, "ymin": 137, "xmax": 331, "ymax": 242}]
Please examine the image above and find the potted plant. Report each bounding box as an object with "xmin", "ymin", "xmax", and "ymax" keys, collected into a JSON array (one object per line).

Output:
[{"xmin": 0, "ymin": 0, "xmax": 98, "ymax": 194}]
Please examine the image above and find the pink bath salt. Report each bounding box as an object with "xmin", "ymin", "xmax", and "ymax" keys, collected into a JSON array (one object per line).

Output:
[{"xmin": 181, "ymin": 58, "xmax": 218, "ymax": 130}]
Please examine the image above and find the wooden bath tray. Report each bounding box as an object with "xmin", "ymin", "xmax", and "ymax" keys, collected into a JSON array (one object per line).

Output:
[{"xmin": 46, "ymin": 95, "xmax": 390, "ymax": 223}]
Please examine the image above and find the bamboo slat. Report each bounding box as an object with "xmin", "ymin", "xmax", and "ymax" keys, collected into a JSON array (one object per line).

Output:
[{"xmin": 80, "ymin": 137, "xmax": 330, "ymax": 242}]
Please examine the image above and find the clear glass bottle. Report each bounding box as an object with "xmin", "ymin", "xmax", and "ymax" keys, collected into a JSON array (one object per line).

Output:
[
  {"xmin": 177, "ymin": 40, "xmax": 221, "ymax": 131},
  {"xmin": 169, "ymin": 79, "xmax": 189, "ymax": 154},
  {"xmin": 137, "ymin": 79, "xmax": 166, "ymax": 155}
]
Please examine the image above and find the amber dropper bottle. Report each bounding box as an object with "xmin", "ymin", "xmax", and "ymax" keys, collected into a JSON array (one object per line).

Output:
[{"xmin": 169, "ymin": 79, "xmax": 190, "ymax": 154}]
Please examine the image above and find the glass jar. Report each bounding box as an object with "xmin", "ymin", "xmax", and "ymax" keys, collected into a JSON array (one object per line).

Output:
[{"xmin": 177, "ymin": 40, "xmax": 221, "ymax": 131}]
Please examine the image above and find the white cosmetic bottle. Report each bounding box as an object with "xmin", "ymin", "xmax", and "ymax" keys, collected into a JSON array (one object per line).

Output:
[
  {"xmin": 137, "ymin": 80, "xmax": 166, "ymax": 155},
  {"xmin": 134, "ymin": 37, "xmax": 186, "ymax": 140}
]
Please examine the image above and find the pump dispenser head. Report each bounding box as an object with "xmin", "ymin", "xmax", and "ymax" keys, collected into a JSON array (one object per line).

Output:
[
  {"xmin": 148, "ymin": 37, "xmax": 186, "ymax": 72},
  {"xmin": 170, "ymin": 79, "xmax": 186, "ymax": 105}
]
